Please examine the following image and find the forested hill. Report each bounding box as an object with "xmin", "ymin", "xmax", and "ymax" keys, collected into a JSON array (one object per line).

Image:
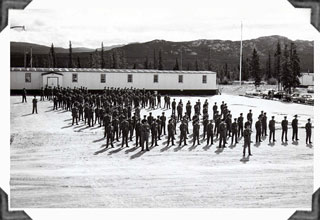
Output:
[{"xmin": 11, "ymin": 35, "xmax": 314, "ymax": 79}]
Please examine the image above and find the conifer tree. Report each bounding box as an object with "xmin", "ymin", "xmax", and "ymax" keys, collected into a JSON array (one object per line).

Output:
[
  {"xmin": 158, "ymin": 49, "xmax": 163, "ymax": 70},
  {"xmin": 250, "ymin": 48, "xmax": 261, "ymax": 87}
]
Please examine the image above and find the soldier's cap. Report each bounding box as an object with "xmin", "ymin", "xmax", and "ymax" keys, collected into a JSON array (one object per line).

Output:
[
  {"xmin": 264, "ymin": 112, "xmax": 266, "ymax": 115},
  {"xmin": 234, "ymin": 118, "xmax": 237, "ymax": 121},
  {"xmin": 249, "ymin": 109, "xmax": 252, "ymax": 112},
  {"xmin": 240, "ymin": 113, "xmax": 243, "ymax": 115},
  {"xmin": 272, "ymin": 116, "xmax": 275, "ymax": 118},
  {"xmin": 294, "ymin": 115, "xmax": 298, "ymax": 117},
  {"xmin": 308, "ymin": 118, "xmax": 311, "ymax": 121},
  {"xmin": 284, "ymin": 116, "xmax": 287, "ymax": 118},
  {"xmin": 162, "ymin": 112, "xmax": 165, "ymax": 114}
]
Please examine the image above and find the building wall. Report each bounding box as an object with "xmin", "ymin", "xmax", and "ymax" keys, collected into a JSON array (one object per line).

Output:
[
  {"xmin": 299, "ymin": 73, "xmax": 314, "ymax": 86},
  {"xmin": 11, "ymin": 71, "xmax": 217, "ymax": 91},
  {"xmin": 10, "ymin": 71, "xmax": 42, "ymax": 90}
]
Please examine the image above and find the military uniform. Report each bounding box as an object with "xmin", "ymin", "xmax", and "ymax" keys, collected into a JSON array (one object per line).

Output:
[
  {"xmin": 255, "ymin": 118, "xmax": 262, "ymax": 143},
  {"xmin": 243, "ymin": 127, "xmax": 252, "ymax": 156},
  {"xmin": 151, "ymin": 120, "xmax": 159, "ymax": 146},
  {"xmin": 305, "ymin": 119, "xmax": 312, "ymax": 144},
  {"xmin": 218, "ymin": 120, "xmax": 227, "ymax": 148},
  {"xmin": 72, "ymin": 106, "xmax": 78, "ymax": 125},
  {"xmin": 231, "ymin": 119, "xmax": 238, "ymax": 144},
  {"xmin": 247, "ymin": 110, "xmax": 253, "ymax": 128},
  {"xmin": 112, "ymin": 117, "xmax": 120, "ymax": 142},
  {"xmin": 121, "ymin": 120, "xmax": 130, "ymax": 147},
  {"xmin": 269, "ymin": 117, "xmax": 276, "ymax": 142},
  {"xmin": 141, "ymin": 122, "xmax": 150, "ymax": 151},
  {"xmin": 179, "ymin": 121, "xmax": 188, "ymax": 146},
  {"xmin": 193, "ymin": 122, "xmax": 200, "ymax": 145},
  {"xmin": 206, "ymin": 121, "xmax": 214, "ymax": 145},
  {"xmin": 281, "ymin": 117, "xmax": 288, "ymax": 142},
  {"xmin": 292, "ymin": 116, "xmax": 299, "ymax": 141},
  {"xmin": 160, "ymin": 113, "xmax": 166, "ymax": 135},
  {"xmin": 262, "ymin": 113, "xmax": 267, "ymax": 136},
  {"xmin": 167, "ymin": 120, "xmax": 175, "ymax": 146},
  {"xmin": 237, "ymin": 114, "xmax": 244, "ymax": 137},
  {"xmin": 135, "ymin": 120, "xmax": 142, "ymax": 147},
  {"xmin": 106, "ymin": 124, "xmax": 114, "ymax": 148},
  {"xmin": 32, "ymin": 96, "xmax": 38, "ymax": 114},
  {"xmin": 203, "ymin": 116, "xmax": 209, "ymax": 139}
]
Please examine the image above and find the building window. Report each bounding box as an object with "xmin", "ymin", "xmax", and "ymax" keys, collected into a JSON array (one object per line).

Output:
[
  {"xmin": 128, "ymin": 74, "xmax": 133, "ymax": 83},
  {"xmin": 202, "ymin": 75, "xmax": 207, "ymax": 84},
  {"xmin": 101, "ymin": 74, "xmax": 106, "ymax": 83},
  {"xmin": 178, "ymin": 75, "xmax": 183, "ymax": 83},
  {"xmin": 25, "ymin": 73, "xmax": 31, "ymax": 83},
  {"xmin": 154, "ymin": 74, "xmax": 158, "ymax": 83},
  {"xmin": 72, "ymin": 73, "xmax": 78, "ymax": 83}
]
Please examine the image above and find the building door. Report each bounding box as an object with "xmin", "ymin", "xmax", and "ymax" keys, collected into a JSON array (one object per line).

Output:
[{"xmin": 47, "ymin": 77, "xmax": 59, "ymax": 87}]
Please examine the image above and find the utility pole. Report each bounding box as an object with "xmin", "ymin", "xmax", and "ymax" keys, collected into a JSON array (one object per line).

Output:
[
  {"xmin": 180, "ymin": 46, "xmax": 183, "ymax": 70},
  {"xmin": 239, "ymin": 22, "xmax": 243, "ymax": 85}
]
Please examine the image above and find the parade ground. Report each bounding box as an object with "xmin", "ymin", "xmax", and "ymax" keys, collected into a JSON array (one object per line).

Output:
[{"xmin": 10, "ymin": 94, "xmax": 313, "ymax": 208}]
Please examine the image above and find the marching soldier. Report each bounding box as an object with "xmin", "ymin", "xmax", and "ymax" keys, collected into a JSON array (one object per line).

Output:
[
  {"xmin": 206, "ymin": 120, "xmax": 214, "ymax": 145},
  {"xmin": 237, "ymin": 113, "xmax": 244, "ymax": 137},
  {"xmin": 292, "ymin": 115, "xmax": 299, "ymax": 141},
  {"xmin": 218, "ymin": 119, "xmax": 227, "ymax": 148},
  {"xmin": 243, "ymin": 125, "xmax": 252, "ymax": 157},
  {"xmin": 141, "ymin": 120, "xmax": 150, "ymax": 151},
  {"xmin": 281, "ymin": 116, "xmax": 288, "ymax": 143},
  {"xmin": 231, "ymin": 118, "xmax": 238, "ymax": 145},
  {"xmin": 193, "ymin": 121, "xmax": 200, "ymax": 146},
  {"xmin": 305, "ymin": 118, "xmax": 312, "ymax": 144},
  {"xmin": 179, "ymin": 120, "xmax": 188, "ymax": 146},
  {"xmin": 167, "ymin": 119, "xmax": 175, "ymax": 146},
  {"xmin": 106, "ymin": 123, "xmax": 114, "ymax": 148},
  {"xmin": 32, "ymin": 96, "xmax": 38, "ymax": 114},
  {"xmin": 71, "ymin": 105, "xmax": 78, "ymax": 125},
  {"xmin": 269, "ymin": 116, "xmax": 276, "ymax": 143},
  {"xmin": 255, "ymin": 117, "xmax": 262, "ymax": 143},
  {"xmin": 151, "ymin": 119, "xmax": 159, "ymax": 147}
]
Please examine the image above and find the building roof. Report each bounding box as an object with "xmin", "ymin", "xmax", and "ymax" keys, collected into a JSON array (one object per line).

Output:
[
  {"xmin": 11, "ymin": 67, "xmax": 216, "ymax": 74},
  {"xmin": 41, "ymin": 71, "xmax": 63, "ymax": 76}
]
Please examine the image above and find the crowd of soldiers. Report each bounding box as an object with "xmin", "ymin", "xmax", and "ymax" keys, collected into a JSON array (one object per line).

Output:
[{"xmin": 25, "ymin": 86, "xmax": 313, "ymax": 157}]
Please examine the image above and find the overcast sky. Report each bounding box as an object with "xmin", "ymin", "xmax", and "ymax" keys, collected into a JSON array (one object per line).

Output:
[{"xmin": 9, "ymin": 0, "xmax": 318, "ymax": 48}]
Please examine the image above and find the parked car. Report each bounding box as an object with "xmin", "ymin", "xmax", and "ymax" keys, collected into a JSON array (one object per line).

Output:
[
  {"xmin": 261, "ymin": 89, "xmax": 276, "ymax": 99},
  {"xmin": 305, "ymin": 96, "xmax": 314, "ymax": 105},
  {"xmin": 307, "ymin": 86, "xmax": 314, "ymax": 93},
  {"xmin": 273, "ymin": 91, "xmax": 288, "ymax": 100},
  {"xmin": 292, "ymin": 93, "xmax": 313, "ymax": 104},
  {"xmin": 245, "ymin": 89, "xmax": 262, "ymax": 96}
]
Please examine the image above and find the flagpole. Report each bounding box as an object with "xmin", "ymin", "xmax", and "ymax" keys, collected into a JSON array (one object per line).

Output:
[{"xmin": 239, "ymin": 22, "xmax": 243, "ymax": 86}]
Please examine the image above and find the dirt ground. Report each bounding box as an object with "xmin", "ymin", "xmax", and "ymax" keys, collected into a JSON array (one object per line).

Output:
[{"xmin": 10, "ymin": 94, "xmax": 313, "ymax": 208}]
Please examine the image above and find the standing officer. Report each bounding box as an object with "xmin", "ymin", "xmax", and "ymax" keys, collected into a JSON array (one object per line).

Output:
[
  {"xmin": 141, "ymin": 120, "xmax": 150, "ymax": 151},
  {"xmin": 292, "ymin": 115, "xmax": 299, "ymax": 141},
  {"xmin": 305, "ymin": 118, "xmax": 312, "ymax": 144},
  {"xmin": 206, "ymin": 120, "xmax": 214, "ymax": 145},
  {"xmin": 281, "ymin": 116, "xmax": 288, "ymax": 143},
  {"xmin": 40, "ymin": 87, "xmax": 45, "ymax": 101},
  {"xmin": 156, "ymin": 116, "xmax": 162, "ymax": 140},
  {"xmin": 262, "ymin": 112, "xmax": 267, "ymax": 137},
  {"xmin": 269, "ymin": 116, "xmax": 276, "ymax": 143},
  {"xmin": 255, "ymin": 117, "xmax": 262, "ymax": 143},
  {"xmin": 106, "ymin": 123, "xmax": 114, "ymax": 148},
  {"xmin": 32, "ymin": 96, "xmax": 38, "ymax": 114},
  {"xmin": 213, "ymin": 102, "xmax": 218, "ymax": 116},
  {"xmin": 71, "ymin": 105, "xmax": 78, "ymax": 125},
  {"xmin": 218, "ymin": 119, "xmax": 227, "ymax": 148},
  {"xmin": 237, "ymin": 113, "xmax": 244, "ymax": 138},
  {"xmin": 177, "ymin": 103, "xmax": 183, "ymax": 122},
  {"xmin": 179, "ymin": 120, "xmax": 188, "ymax": 146},
  {"xmin": 243, "ymin": 124, "xmax": 252, "ymax": 157},
  {"xmin": 121, "ymin": 119, "xmax": 130, "ymax": 148},
  {"xmin": 231, "ymin": 118, "xmax": 238, "ymax": 145},
  {"xmin": 226, "ymin": 114, "xmax": 232, "ymax": 137},
  {"xmin": 151, "ymin": 119, "xmax": 159, "ymax": 147},
  {"xmin": 22, "ymin": 88, "xmax": 27, "ymax": 103},
  {"xmin": 160, "ymin": 112, "xmax": 166, "ymax": 135},
  {"xmin": 193, "ymin": 121, "xmax": 200, "ymax": 146},
  {"xmin": 167, "ymin": 119, "xmax": 175, "ymax": 146},
  {"xmin": 147, "ymin": 112, "xmax": 153, "ymax": 125},
  {"xmin": 247, "ymin": 109, "xmax": 253, "ymax": 128}
]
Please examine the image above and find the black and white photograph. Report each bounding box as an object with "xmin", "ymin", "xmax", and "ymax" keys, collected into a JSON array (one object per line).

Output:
[{"xmin": 1, "ymin": 0, "xmax": 320, "ymax": 219}]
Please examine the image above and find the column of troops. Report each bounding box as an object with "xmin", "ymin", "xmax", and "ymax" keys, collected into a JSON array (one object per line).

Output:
[{"xmin": 44, "ymin": 86, "xmax": 312, "ymax": 156}]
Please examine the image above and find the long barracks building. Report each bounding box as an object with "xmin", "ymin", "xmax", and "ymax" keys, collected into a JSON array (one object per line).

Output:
[{"xmin": 10, "ymin": 68, "xmax": 218, "ymax": 95}]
